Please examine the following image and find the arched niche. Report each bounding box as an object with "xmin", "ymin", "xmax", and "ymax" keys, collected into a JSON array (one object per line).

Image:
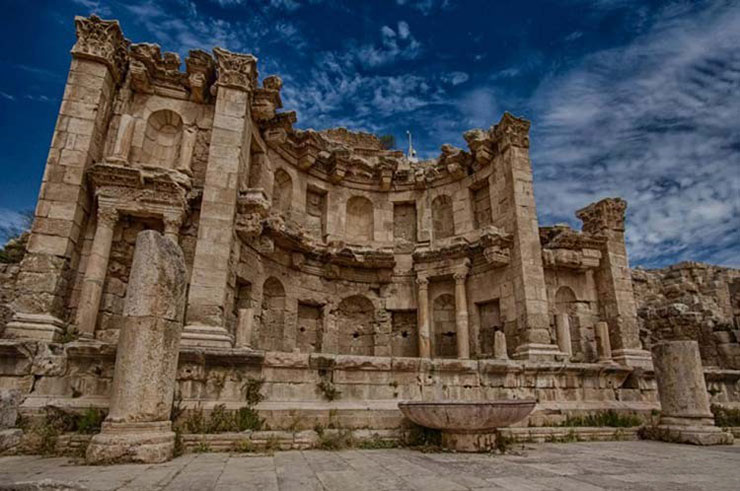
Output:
[
  {"xmin": 141, "ymin": 109, "xmax": 183, "ymax": 169},
  {"xmin": 260, "ymin": 277, "xmax": 286, "ymax": 351},
  {"xmin": 336, "ymin": 295, "xmax": 375, "ymax": 356},
  {"xmin": 272, "ymin": 169, "xmax": 292, "ymax": 214},
  {"xmin": 345, "ymin": 196, "xmax": 374, "ymax": 243},
  {"xmin": 433, "ymin": 293, "xmax": 457, "ymax": 358},
  {"xmin": 432, "ymin": 194, "xmax": 455, "ymax": 239}
]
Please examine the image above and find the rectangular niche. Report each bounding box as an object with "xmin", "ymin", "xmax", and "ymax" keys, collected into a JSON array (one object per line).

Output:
[
  {"xmin": 305, "ymin": 187, "xmax": 327, "ymax": 241},
  {"xmin": 393, "ymin": 202, "xmax": 417, "ymax": 243},
  {"xmin": 477, "ymin": 299, "xmax": 501, "ymax": 357},
  {"xmin": 296, "ymin": 302, "xmax": 323, "ymax": 353},
  {"xmin": 471, "ymin": 182, "xmax": 492, "ymax": 229},
  {"xmin": 391, "ymin": 310, "xmax": 418, "ymax": 357}
]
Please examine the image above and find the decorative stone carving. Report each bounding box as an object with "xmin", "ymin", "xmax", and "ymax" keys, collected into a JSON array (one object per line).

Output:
[
  {"xmin": 252, "ymin": 76, "xmax": 283, "ymax": 122},
  {"xmin": 71, "ymin": 15, "xmax": 128, "ymax": 83},
  {"xmin": 185, "ymin": 50, "xmax": 216, "ymax": 103},
  {"xmin": 492, "ymin": 112, "xmax": 530, "ymax": 151},
  {"xmin": 577, "ymin": 198, "xmax": 627, "ymax": 234},
  {"xmin": 213, "ymin": 47, "xmax": 258, "ymax": 92}
]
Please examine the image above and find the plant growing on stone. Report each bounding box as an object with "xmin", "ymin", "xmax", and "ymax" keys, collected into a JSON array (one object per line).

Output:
[
  {"xmin": 235, "ymin": 406, "xmax": 263, "ymax": 432},
  {"xmin": 711, "ymin": 404, "xmax": 740, "ymax": 427},
  {"xmin": 559, "ymin": 410, "xmax": 642, "ymax": 428},
  {"xmin": 243, "ymin": 377, "xmax": 265, "ymax": 406},
  {"xmin": 317, "ymin": 429, "xmax": 354, "ymax": 450}
]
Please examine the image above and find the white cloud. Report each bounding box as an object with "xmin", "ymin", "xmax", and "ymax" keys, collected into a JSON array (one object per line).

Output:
[
  {"xmin": 442, "ymin": 71, "xmax": 469, "ymax": 86},
  {"xmin": 71, "ymin": 0, "xmax": 113, "ymax": 17},
  {"xmin": 530, "ymin": 0, "xmax": 740, "ymax": 267},
  {"xmin": 354, "ymin": 22, "xmax": 422, "ymax": 68},
  {"xmin": 0, "ymin": 91, "xmax": 15, "ymax": 101}
]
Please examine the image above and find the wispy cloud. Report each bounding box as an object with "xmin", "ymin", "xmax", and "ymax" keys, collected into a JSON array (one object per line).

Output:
[
  {"xmin": 0, "ymin": 91, "xmax": 15, "ymax": 101},
  {"xmin": 530, "ymin": 0, "xmax": 740, "ymax": 267}
]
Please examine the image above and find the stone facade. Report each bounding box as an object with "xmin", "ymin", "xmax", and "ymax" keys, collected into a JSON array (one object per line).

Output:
[
  {"xmin": 2, "ymin": 15, "xmax": 740, "ymax": 456},
  {"xmin": 633, "ymin": 262, "xmax": 740, "ymax": 369}
]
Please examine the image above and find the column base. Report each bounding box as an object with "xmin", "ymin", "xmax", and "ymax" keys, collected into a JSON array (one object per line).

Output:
[
  {"xmin": 181, "ymin": 324, "xmax": 234, "ymax": 348},
  {"xmin": 3, "ymin": 313, "xmax": 65, "ymax": 342},
  {"xmin": 648, "ymin": 423, "xmax": 733, "ymax": 446},
  {"xmin": 441, "ymin": 431, "xmax": 498, "ymax": 452},
  {"xmin": 512, "ymin": 343, "xmax": 567, "ymax": 362},
  {"xmin": 86, "ymin": 421, "xmax": 175, "ymax": 464},
  {"xmin": 613, "ymin": 348, "xmax": 653, "ymax": 369}
]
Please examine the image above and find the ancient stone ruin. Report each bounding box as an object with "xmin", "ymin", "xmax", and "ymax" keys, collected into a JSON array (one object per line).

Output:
[{"xmin": 0, "ymin": 15, "xmax": 737, "ymax": 461}]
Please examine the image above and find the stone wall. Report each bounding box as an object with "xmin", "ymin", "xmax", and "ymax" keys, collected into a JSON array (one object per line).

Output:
[
  {"xmin": 0, "ymin": 263, "xmax": 20, "ymax": 336},
  {"xmin": 632, "ymin": 262, "xmax": 740, "ymax": 368}
]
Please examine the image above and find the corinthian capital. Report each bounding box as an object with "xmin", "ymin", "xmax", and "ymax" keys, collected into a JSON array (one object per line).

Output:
[
  {"xmin": 492, "ymin": 112, "xmax": 530, "ymax": 151},
  {"xmin": 415, "ymin": 275, "xmax": 429, "ymax": 289},
  {"xmin": 97, "ymin": 206, "xmax": 119, "ymax": 228},
  {"xmin": 213, "ymin": 47, "xmax": 258, "ymax": 92},
  {"xmin": 71, "ymin": 15, "xmax": 129, "ymax": 84},
  {"xmin": 577, "ymin": 197, "xmax": 627, "ymax": 235}
]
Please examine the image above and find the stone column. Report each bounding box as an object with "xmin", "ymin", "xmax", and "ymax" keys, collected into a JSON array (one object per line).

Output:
[
  {"xmin": 75, "ymin": 206, "xmax": 119, "ymax": 338},
  {"xmin": 595, "ymin": 321, "xmax": 613, "ymax": 363},
  {"xmin": 650, "ymin": 340, "xmax": 732, "ymax": 445},
  {"xmin": 5, "ymin": 16, "xmax": 126, "ymax": 342},
  {"xmin": 177, "ymin": 126, "xmax": 197, "ymax": 176},
  {"xmin": 555, "ymin": 313, "xmax": 572, "ymax": 359},
  {"xmin": 416, "ymin": 275, "xmax": 431, "ymax": 358},
  {"xmin": 108, "ymin": 113, "xmax": 134, "ymax": 163},
  {"xmin": 577, "ymin": 198, "xmax": 652, "ymax": 368},
  {"xmin": 235, "ymin": 307, "xmax": 254, "ymax": 348},
  {"xmin": 87, "ymin": 230, "xmax": 187, "ymax": 463},
  {"xmin": 163, "ymin": 213, "xmax": 183, "ymax": 244},
  {"xmin": 183, "ymin": 48, "xmax": 257, "ymax": 348},
  {"xmin": 453, "ymin": 269, "xmax": 470, "ymax": 359},
  {"xmin": 493, "ymin": 331, "xmax": 508, "ymax": 360},
  {"xmin": 489, "ymin": 113, "xmax": 560, "ymax": 361}
]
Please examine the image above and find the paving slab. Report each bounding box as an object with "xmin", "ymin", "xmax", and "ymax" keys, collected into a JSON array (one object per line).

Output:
[{"xmin": 0, "ymin": 441, "xmax": 738, "ymax": 490}]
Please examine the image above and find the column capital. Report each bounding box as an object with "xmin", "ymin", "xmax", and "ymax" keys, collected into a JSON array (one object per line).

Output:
[
  {"xmin": 415, "ymin": 275, "xmax": 429, "ymax": 288},
  {"xmin": 453, "ymin": 270, "xmax": 468, "ymax": 283},
  {"xmin": 577, "ymin": 197, "xmax": 627, "ymax": 234},
  {"xmin": 213, "ymin": 47, "xmax": 258, "ymax": 92},
  {"xmin": 71, "ymin": 15, "xmax": 129, "ymax": 84},
  {"xmin": 97, "ymin": 206, "xmax": 119, "ymax": 228}
]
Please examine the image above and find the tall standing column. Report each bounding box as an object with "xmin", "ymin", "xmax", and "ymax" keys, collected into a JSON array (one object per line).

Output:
[
  {"xmin": 453, "ymin": 269, "xmax": 470, "ymax": 359},
  {"xmin": 75, "ymin": 207, "xmax": 119, "ymax": 338},
  {"xmin": 416, "ymin": 275, "xmax": 431, "ymax": 358},
  {"xmin": 577, "ymin": 198, "xmax": 652, "ymax": 368},
  {"xmin": 87, "ymin": 230, "xmax": 188, "ymax": 463},
  {"xmin": 182, "ymin": 48, "xmax": 257, "ymax": 348},
  {"xmin": 5, "ymin": 16, "xmax": 127, "ymax": 342},
  {"xmin": 489, "ymin": 113, "xmax": 560, "ymax": 361}
]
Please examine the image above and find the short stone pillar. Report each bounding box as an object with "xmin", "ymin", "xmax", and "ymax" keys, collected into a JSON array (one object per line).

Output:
[
  {"xmin": 650, "ymin": 340, "xmax": 733, "ymax": 445},
  {"xmin": 235, "ymin": 307, "xmax": 254, "ymax": 348},
  {"xmin": 87, "ymin": 231, "xmax": 187, "ymax": 463},
  {"xmin": 493, "ymin": 331, "xmax": 508, "ymax": 360},
  {"xmin": 595, "ymin": 321, "xmax": 613, "ymax": 363},
  {"xmin": 555, "ymin": 313, "xmax": 572, "ymax": 359},
  {"xmin": 0, "ymin": 389, "xmax": 22, "ymax": 453}
]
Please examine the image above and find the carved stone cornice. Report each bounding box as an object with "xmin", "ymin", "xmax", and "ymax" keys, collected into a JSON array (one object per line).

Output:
[
  {"xmin": 213, "ymin": 47, "xmax": 258, "ymax": 92},
  {"xmin": 71, "ymin": 15, "xmax": 129, "ymax": 84},
  {"xmin": 129, "ymin": 43, "xmax": 189, "ymax": 94},
  {"xmin": 539, "ymin": 225, "xmax": 608, "ymax": 250},
  {"xmin": 577, "ymin": 197, "xmax": 627, "ymax": 234},
  {"xmin": 492, "ymin": 112, "xmax": 530, "ymax": 151}
]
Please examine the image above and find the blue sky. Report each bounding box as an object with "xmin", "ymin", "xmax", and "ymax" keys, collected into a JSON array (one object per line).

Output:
[{"xmin": 0, "ymin": 0, "xmax": 738, "ymax": 267}]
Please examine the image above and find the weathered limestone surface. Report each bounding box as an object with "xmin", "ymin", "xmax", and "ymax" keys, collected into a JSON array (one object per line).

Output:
[
  {"xmin": 87, "ymin": 230, "xmax": 186, "ymax": 463},
  {"xmin": 651, "ymin": 340, "xmax": 733, "ymax": 445},
  {"xmin": 633, "ymin": 262, "xmax": 740, "ymax": 368}
]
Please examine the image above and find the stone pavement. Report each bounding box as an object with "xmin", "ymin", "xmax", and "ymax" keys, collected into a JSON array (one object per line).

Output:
[{"xmin": 1, "ymin": 441, "xmax": 739, "ymax": 490}]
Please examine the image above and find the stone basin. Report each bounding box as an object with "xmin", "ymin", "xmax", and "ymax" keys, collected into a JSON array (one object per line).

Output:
[{"xmin": 399, "ymin": 400, "xmax": 536, "ymax": 452}]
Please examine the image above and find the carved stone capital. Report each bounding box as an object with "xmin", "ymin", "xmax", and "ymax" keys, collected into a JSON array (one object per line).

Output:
[
  {"xmin": 213, "ymin": 47, "xmax": 258, "ymax": 92},
  {"xmin": 492, "ymin": 112, "xmax": 530, "ymax": 151},
  {"xmin": 415, "ymin": 276, "xmax": 429, "ymax": 289},
  {"xmin": 97, "ymin": 206, "xmax": 119, "ymax": 228},
  {"xmin": 576, "ymin": 197, "xmax": 627, "ymax": 235},
  {"xmin": 163, "ymin": 213, "xmax": 183, "ymax": 234},
  {"xmin": 71, "ymin": 15, "xmax": 128, "ymax": 84},
  {"xmin": 453, "ymin": 270, "xmax": 468, "ymax": 283}
]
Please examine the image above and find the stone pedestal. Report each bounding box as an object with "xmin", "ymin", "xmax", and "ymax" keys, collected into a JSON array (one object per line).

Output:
[
  {"xmin": 651, "ymin": 340, "xmax": 733, "ymax": 445},
  {"xmin": 441, "ymin": 431, "xmax": 498, "ymax": 452},
  {"xmin": 595, "ymin": 321, "xmax": 613, "ymax": 363},
  {"xmin": 87, "ymin": 231, "xmax": 187, "ymax": 464},
  {"xmin": 493, "ymin": 331, "xmax": 508, "ymax": 360}
]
